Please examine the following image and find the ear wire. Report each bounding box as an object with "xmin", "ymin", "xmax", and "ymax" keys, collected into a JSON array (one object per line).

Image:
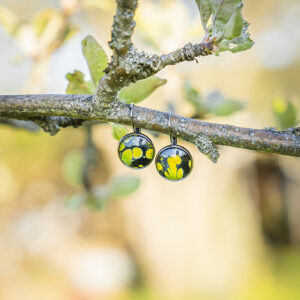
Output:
[
  {"xmin": 130, "ymin": 103, "xmax": 140, "ymax": 133},
  {"xmin": 168, "ymin": 111, "xmax": 177, "ymax": 145}
]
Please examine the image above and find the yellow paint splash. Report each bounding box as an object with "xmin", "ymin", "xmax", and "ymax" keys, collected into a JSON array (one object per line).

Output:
[
  {"xmin": 122, "ymin": 149, "xmax": 132, "ymax": 165},
  {"xmin": 132, "ymin": 147, "xmax": 143, "ymax": 159},
  {"xmin": 146, "ymin": 148, "xmax": 153, "ymax": 159},
  {"xmin": 156, "ymin": 163, "xmax": 162, "ymax": 171},
  {"xmin": 165, "ymin": 155, "xmax": 183, "ymax": 180}
]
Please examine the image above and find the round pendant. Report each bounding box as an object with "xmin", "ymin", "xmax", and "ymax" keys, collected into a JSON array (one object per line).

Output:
[
  {"xmin": 155, "ymin": 145, "xmax": 193, "ymax": 181},
  {"xmin": 118, "ymin": 132, "xmax": 155, "ymax": 169}
]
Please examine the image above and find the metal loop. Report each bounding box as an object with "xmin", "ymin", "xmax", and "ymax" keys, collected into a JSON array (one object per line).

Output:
[
  {"xmin": 130, "ymin": 103, "xmax": 140, "ymax": 133},
  {"xmin": 130, "ymin": 103, "xmax": 134, "ymax": 128},
  {"xmin": 168, "ymin": 112, "xmax": 177, "ymax": 145}
]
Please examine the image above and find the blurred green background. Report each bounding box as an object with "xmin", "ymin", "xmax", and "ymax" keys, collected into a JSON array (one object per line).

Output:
[{"xmin": 0, "ymin": 0, "xmax": 300, "ymax": 299}]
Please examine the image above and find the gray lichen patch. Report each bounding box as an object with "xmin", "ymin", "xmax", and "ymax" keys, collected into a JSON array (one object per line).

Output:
[{"xmin": 195, "ymin": 134, "xmax": 220, "ymax": 163}]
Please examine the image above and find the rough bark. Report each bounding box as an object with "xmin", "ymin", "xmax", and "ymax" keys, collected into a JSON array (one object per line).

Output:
[{"xmin": 0, "ymin": 94, "xmax": 299, "ymax": 160}]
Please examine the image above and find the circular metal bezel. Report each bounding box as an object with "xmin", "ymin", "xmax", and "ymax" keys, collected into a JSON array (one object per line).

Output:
[
  {"xmin": 118, "ymin": 132, "xmax": 155, "ymax": 170},
  {"xmin": 155, "ymin": 144, "xmax": 193, "ymax": 182}
]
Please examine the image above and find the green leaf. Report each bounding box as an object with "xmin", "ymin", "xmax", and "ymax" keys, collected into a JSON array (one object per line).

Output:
[
  {"xmin": 205, "ymin": 90, "xmax": 244, "ymax": 116},
  {"xmin": 82, "ymin": 0, "xmax": 114, "ymax": 11},
  {"xmin": 223, "ymin": 5, "xmax": 243, "ymax": 40},
  {"xmin": 183, "ymin": 80, "xmax": 207, "ymax": 118},
  {"xmin": 62, "ymin": 150, "xmax": 84, "ymax": 187},
  {"xmin": 81, "ymin": 35, "xmax": 108, "ymax": 85},
  {"xmin": 218, "ymin": 34, "xmax": 254, "ymax": 53},
  {"xmin": 92, "ymin": 186, "xmax": 111, "ymax": 210},
  {"xmin": 110, "ymin": 176, "xmax": 140, "ymax": 197},
  {"xmin": 218, "ymin": 21, "xmax": 254, "ymax": 53},
  {"xmin": 118, "ymin": 76, "xmax": 167, "ymax": 104},
  {"xmin": 30, "ymin": 8, "xmax": 68, "ymax": 51},
  {"xmin": 0, "ymin": 7, "xmax": 19, "ymax": 36},
  {"xmin": 195, "ymin": 0, "xmax": 212, "ymax": 30},
  {"xmin": 111, "ymin": 123, "xmax": 128, "ymax": 140},
  {"xmin": 61, "ymin": 23, "xmax": 79, "ymax": 45},
  {"xmin": 272, "ymin": 98, "xmax": 297, "ymax": 130},
  {"xmin": 65, "ymin": 193, "xmax": 86, "ymax": 209},
  {"xmin": 193, "ymin": 0, "xmax": 255, "ymax": 54},
  {"xmin": 32, "ymin": 8, "xmax": 62, "ymax": 38},
  {"xmin": 66, "ymin": 70, "xmax": 95, "ymax": 95},
  {"xmin": 212, "ymin": 0, "xmax": 242, "ymax": 38}
]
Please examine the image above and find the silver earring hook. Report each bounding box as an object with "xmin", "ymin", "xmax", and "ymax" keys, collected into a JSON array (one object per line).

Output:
[
  {"xmin": 130, "ymin": 103, "xmax": 134, "ymax": 129},
  {"xmin": 168, "ymin": 112, "xmax": 177, "ymax": 145},
  {"xmin": 130, "ymin": 103, "xmax": 140, "ymax": 133}
]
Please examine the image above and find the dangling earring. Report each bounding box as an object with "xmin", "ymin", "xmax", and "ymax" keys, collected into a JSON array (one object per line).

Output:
[
  {"xmin": 118, "ymin": 103, "xmax": 155, "ymax": 169},
  {"xmin": 155, "ymin": 112, "xmax": 193, "ymax": 181}
]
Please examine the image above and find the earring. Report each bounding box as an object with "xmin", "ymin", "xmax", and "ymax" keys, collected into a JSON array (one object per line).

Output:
[
  {"xmin": 155, "ymin": 112, "xmax": 193, "ymax": 181},
  {"xmin": 118, "ymin": 104, "xmax": 155, "ymax": 169}
]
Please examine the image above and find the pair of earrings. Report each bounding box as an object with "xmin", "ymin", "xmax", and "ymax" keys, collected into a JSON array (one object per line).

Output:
[{"xmin": 117, "ymin": 104, "xmax": 193, "ymax": 181}]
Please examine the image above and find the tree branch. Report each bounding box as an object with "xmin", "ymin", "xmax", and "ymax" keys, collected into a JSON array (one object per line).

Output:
[
  {"xmin": 109, "ymin": 0, "xmax": 138, "ymax": 56},
  {"xmin": 0, "ymin": 94, "xmax": 299, "ymax": 159},
  {"xmin": 0, "ymin": 94, "xmax": 94, "ymax": 118}
]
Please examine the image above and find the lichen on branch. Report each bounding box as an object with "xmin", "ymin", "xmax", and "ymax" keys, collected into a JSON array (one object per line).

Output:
[{"xmin": 0, "ymin": 94, "xmax": 299, "ymax": 159}]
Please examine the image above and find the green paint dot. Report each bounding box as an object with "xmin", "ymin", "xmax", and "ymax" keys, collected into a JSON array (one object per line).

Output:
[{"xmin": 119, "ymin": 142, "xmax": 125, "ymax": 151}]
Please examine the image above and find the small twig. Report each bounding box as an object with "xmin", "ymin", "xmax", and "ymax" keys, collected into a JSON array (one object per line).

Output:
[
  {"xmin": 160, "ymin": 41, "xmax": 213, "ymax": 67},
  {"xmin": 96, "ymin": 41, "xmax": 213, "ymax": 103}
]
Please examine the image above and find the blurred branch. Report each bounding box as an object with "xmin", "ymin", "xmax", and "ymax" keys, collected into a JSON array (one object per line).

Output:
[
  {"xmin": 0, "ymin": 117, "xmax": 40, "ymax": 132},
  {"xmin": 24, "ymin": 3, "xmax": 79, "ymax": 93},
  {"xmin": 82, "ymin": 123, "xmax": 98, "ymax": 191},
  {"xmin": 0, "ymin": 115, "xmax": 88, "ymax": 135},
  {"xmin": 0, "ymin": 94, "xmax": 299, "ymax": 159}
]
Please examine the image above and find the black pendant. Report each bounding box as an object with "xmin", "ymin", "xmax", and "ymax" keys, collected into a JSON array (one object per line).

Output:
[
  {"xmin": 118, "ymin": 132, "xmax": 155, "ymax": 169},
  {"xmin": 155, "ymin": 144, "xmax": 193, "ymax": 181}
]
